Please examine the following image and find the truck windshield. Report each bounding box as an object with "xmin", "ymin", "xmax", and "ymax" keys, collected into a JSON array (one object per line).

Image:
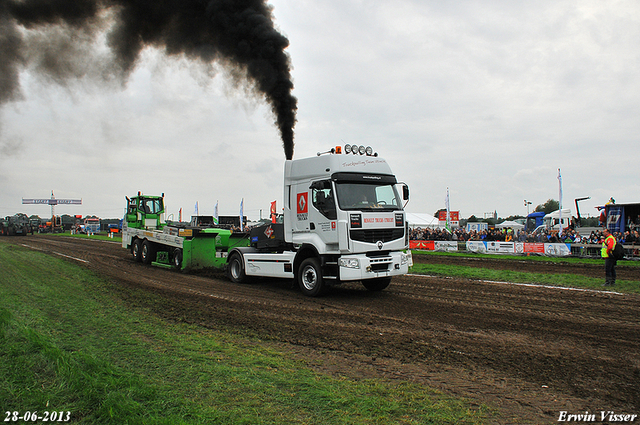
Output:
[
  {"xmin": 335, "ymin": 182, "xmax": 402, "ymax": 211},
  {"xmin": 140, "ymin": 198, "xmax": 163, "ymax": 214}
]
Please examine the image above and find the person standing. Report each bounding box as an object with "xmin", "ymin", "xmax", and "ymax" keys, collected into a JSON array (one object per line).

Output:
[{"xmin": 601, "ymin": 228, "xmax": 617, "ymax": 286}]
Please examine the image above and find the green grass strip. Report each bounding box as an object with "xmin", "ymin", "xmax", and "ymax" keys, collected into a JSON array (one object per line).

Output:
[
  {"xmin": 0, "ymin": 240, "xmax": 490, "ymax": 424},
  {"xmin": 38, "ymin": 231, "xmax": 122, "ymax": 242},
  {"xmin": 409, "ymin": 262, "xmax": 640, "ymax": 294},
  {"xmin": 411, "ymin": 250, "xmax": 640, "ymax": 267}
]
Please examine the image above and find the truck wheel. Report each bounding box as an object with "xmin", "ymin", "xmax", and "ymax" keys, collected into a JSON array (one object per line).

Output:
[
  {"xmin": 227, "ymin": 252, "xmax": 247, "ymax": 284},
  {"xmin": 362, "ymin": 277, "xmax": 391, "ymax": 292},
  {"xmin": 172, "ymin": 248, "xmax": 183, "ymax": 270},
  {"xmin": 298, "ymin": 257, "xmax": 326, "ymax": 297},
  {"xmin": 141, "ymin": 240, "xmax": 156, "ymax": 265},
  {"xmin": 132, "ymin": 239, "xmax": 143, "ymax": 262}
]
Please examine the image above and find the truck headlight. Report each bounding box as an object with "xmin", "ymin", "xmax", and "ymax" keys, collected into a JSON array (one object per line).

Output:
[{"xmin": 339, "ymin": 258, "xmax": 360, "ymax": 269}]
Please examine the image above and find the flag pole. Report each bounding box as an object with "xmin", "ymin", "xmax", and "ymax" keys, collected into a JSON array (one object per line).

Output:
[{"xmin": 558, "ymin": 168, "xmax": 563, "ymax": 236}]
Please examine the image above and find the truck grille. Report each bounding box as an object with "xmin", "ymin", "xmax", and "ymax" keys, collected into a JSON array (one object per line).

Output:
[
  {"xmin": 370, "ymin": 258, "xmax": 391, "ymax": 272},
  {"xmin": 350, "ymin": 228, "xmax": 404, "ymax": 243}
]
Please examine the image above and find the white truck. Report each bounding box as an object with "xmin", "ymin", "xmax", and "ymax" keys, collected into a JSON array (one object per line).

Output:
[
  {"xmin": 228, "ymin": 144, "xmax": 412, "ymax": 296},
  {"xmin": 122, "ymin": 145, "xmax": 411, "ymax": 296},
  {"xmin": 542, "ymin": 208, "xmax": 573, "ymax": 232}
]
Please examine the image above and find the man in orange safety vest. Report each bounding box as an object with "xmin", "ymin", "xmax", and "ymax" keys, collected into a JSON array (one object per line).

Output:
[{"xmin": 601, "ymin": 228, "xmax": 617, "ymax": 286}]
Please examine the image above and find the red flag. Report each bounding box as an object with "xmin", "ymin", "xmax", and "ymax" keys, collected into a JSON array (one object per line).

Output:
[{"xmin": 270, "ymin": 201, "xmax": 277, "ymax": 223}]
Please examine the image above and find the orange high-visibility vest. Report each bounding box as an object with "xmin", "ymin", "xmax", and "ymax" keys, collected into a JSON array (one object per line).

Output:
[{"xmin": 601, "ymin": 234, "xmax": 616, "ymax": 258}]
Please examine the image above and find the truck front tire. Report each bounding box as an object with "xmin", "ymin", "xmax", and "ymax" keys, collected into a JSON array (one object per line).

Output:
[{"xmin": 298, "ymin": 257, "xmax": 326, "ymax": 297}]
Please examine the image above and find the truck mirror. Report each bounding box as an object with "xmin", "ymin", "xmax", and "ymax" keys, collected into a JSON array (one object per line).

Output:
[{"xmin": 402, "ymin": 184, "xmax": 409, "ymax": 201}]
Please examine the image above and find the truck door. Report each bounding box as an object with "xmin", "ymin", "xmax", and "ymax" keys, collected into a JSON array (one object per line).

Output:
[{"xmin": 309, "ymin": 180, "xmax": 339, "ymax": 249}]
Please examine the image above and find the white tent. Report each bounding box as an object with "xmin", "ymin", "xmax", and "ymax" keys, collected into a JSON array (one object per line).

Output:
[
  {"xmin": 495, "ymin": 220, "xmax": 524, "ymax": 230},
  {"xmin": 406, "ymin": 213, "xmax": 439, "ymax": 229}
]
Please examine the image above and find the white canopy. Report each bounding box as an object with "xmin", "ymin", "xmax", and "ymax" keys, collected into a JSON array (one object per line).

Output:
[
  {"xmin": 406, "ymin": 213, "xmax": 439, "ymax": 229},
  {"xmin": 495, "ymin": 220, "xmax": 524, "ymax": 230}
]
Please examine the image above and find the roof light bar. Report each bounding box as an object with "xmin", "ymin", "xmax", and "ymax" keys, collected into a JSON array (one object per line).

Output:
[{"xmin": 338, "ymin": 144, "xmax": 377, "ymax": 157}]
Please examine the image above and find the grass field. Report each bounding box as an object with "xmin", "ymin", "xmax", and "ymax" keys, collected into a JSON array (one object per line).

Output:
[{"xmin": 0, "ymin": 241, "xmax": 489, "ymax": 424}]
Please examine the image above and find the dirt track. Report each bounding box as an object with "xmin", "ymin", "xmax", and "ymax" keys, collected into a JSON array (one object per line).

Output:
[{"xmin": 10, "ymin": 236, "xmax": 640, "ymax": 424}]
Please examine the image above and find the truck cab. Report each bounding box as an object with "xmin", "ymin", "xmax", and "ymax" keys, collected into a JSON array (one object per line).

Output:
[
  {"xmin": 230, "ymin": 145, "xmax": 411, "ymax": 296},
  {"xmin": 543, "ymin": 208, "xmax": 572, "ymax": 232},
  {"xmin": 525, "ymin": 211, "xmax": 545, "ymax": 233}
]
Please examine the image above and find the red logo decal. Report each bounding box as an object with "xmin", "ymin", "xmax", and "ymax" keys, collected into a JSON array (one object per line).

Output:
[{"xmin": 297, "ymin": 193, "xmax": 308, "ymax": 214}]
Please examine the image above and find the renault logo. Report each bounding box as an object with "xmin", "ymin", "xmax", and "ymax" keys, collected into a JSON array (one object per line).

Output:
[{"xmin": 377, "ymin": 241, "xmax": 383, "ymax": 250}]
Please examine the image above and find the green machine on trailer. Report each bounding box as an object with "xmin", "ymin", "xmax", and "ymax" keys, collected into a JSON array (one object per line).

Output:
[{"xmin": 121, "ymin": 192, "xmax": 250, "ymax": 270}]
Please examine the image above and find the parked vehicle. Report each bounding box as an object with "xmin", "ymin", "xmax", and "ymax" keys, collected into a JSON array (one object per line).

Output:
[
  {"xmin": 524, "ymin": 211, "xmax": 545, "ymax": 233},
  {"xmin": 543, "ymin": 209, "xmax": 572, "ymax": 233},
  {"xmin": 83, "ymin": 217, "xmax": 100, "ymax": 234},
  {"xmin": 0, "ymin": 213, "xmax": 31, "ymax": 236}
]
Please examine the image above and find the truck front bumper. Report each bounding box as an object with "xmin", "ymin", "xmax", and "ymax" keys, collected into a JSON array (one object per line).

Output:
[{"xmin": 337, "ymin": 251, "xmax": 411, "ymax": 281}]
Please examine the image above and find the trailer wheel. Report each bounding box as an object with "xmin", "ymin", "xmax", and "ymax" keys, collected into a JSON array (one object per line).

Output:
[
  {"xmin": 362, "ymin": 277, "xmax": 391, "ymax": 292},
  {"xmin": 172, "ymin": 248, "xmax": 183, "ymax": 270},
  {"xmin": 227, "ymin": 252, "xmax": 247, "ymax": 284},
  {"xmin": 298, "ymin": 257, "xmax": 326, "ymax": 297},
  {"xmin": 141, "ymin": 240, "xmax": 156, "ymax": 265},
  {"xmin": 132, "ymin": 239, "xmax": 143, "ymax": 262}
]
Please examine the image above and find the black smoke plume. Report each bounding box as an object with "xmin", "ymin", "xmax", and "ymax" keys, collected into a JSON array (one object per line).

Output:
[{"xmin": 0, "ymin": 0, "xmax": 297, "ymax": 159}]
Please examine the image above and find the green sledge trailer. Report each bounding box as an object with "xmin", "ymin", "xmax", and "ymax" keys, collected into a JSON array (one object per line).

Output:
[{"xmin": 121, "ymin": 192, "xmax": 250, "ymax": 271}]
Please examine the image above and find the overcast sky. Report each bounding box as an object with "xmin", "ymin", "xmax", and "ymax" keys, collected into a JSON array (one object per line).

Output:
[{"xmin": 1, "ymin": 0, "xmax": 639, "ymax": 222}]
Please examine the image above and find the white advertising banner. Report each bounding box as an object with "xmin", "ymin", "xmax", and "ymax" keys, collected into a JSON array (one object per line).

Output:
[
  {"xmin": 466, "ymin": 241, "xmax": 487, "ymax": 253},
  {"xmin": 485, "ymin": 241, "xmax": 515, "ymax": 254},
  {"xmin": 434, "ymin": 241, "xmax": 458, "ymax": 252},
  {"xmin": 464, "ymin": 241, "xmax": 572, "ymax": 257},
  {"xmin": 544, "ymin": 243, "xmax": 571, "ymax": 257},
  {"xmin": 466, "ymin": 222, "xmax": 488, "ymax": 233}
]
